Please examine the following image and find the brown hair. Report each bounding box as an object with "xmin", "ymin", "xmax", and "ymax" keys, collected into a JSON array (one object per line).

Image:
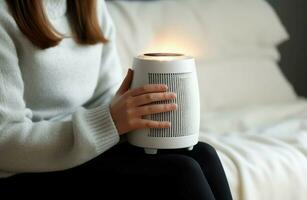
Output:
[{"xmin": 6, "ymin": 0, "xmax": 107, "ymax": 49}]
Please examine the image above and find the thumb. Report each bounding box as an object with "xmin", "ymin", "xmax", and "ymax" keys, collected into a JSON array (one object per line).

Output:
[{"xmin": 116, "ymin": 68, "xmax": 133, "ymax": 95}]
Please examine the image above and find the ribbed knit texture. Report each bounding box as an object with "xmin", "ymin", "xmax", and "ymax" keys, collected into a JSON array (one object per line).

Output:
[{"xmin": 0, "ymin": 0, "xmax": 123, "ymax": 177}]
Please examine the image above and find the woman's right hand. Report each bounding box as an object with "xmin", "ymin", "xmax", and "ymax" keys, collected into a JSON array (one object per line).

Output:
[{"xmin": 110, "ymin": 68, "xmax": 177, "ymax": 135}]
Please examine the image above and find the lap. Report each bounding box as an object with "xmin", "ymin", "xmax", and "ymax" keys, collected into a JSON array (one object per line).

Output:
[
  {"xmin": 1, "ymin": 142, "xmax": 218, "ymax": 197},
  {"xmin": 80, "ymin": 141, "xmax": 217, "ymax": 174},
  {"xmin": 3, "ymin": 142, "xmax": 217, "ymax": 179}
]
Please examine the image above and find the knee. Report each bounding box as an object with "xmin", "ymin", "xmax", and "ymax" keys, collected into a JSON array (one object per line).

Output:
[
  {"xmin": 167, "ymin": 155, "xmax": 203, "ymax": 176},
  {"xmin": 195, "ymin": 142, "xmax": 219, "ymax": 159}
]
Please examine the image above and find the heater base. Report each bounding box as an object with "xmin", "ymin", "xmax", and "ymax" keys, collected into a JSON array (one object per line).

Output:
[{"xmin": 128, "ymin": 134, "xmax": 199, "ymax": 150}]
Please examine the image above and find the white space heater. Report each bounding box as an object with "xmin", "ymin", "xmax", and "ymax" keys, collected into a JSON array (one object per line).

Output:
[{"xmin": 127, "ymin": 53, "xmax": 200, "ymax": 154}]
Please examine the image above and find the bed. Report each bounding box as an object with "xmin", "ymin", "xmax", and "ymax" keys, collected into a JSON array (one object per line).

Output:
[{"xmin": 106, "ymin": 0, "xmax": 307, "ymax": 199}]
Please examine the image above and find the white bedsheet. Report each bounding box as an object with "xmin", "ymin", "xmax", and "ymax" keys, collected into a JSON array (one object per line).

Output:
[{"xmin": 199, "ymin": 98, "xmax": 307, "ymax": 200}]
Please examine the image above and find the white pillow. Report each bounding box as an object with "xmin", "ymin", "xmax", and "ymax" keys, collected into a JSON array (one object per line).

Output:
[
  {"xmin": 107, "ymin": 0, "xmax": 297, "ymax": 111},
  {"xmin": 197, "ymin": 57, "xmax": 296, "ymax": 111}
]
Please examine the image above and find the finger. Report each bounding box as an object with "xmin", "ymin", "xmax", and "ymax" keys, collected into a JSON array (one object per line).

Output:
[
  {"xmin": 134, "ymin": 103, "xmax": 177, "ymax": 116},
  {"xmin": 132, "ymin": 92, "xmax": 177, "ymax": 107},
  {"xmin": 128, "ymin": 84, "xmax": 168, "ymax": 97},
  {"xmin": 136, "ymin": 119, "xmax": 171, "ymax": 129},
  {"xmin": 116, "ymin": 68, "xmax": 133, "ymax": 95}
]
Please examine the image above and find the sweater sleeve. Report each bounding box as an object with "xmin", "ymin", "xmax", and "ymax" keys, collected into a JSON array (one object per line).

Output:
[
  {"xmin": 83, "ymin": 1, "xmax": 124, "ymax": 109},
  {"xmin": 0, "ymin": 7, "xmax": 120, "ymax": 174}
]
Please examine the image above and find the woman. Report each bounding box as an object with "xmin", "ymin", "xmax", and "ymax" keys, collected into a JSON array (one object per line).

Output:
[{"xmin": 0, "ymin": 0, "xmax": 232, "ymax": 199}]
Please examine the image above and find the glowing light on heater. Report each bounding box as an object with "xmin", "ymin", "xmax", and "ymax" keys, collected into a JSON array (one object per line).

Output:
[
  {"xmin": 139, "ymin": 53, "xmax": 189, "ymax": 61},
  {"xmin": 142, "ymin": 29, "xmax": 201, "ymax": 59}
]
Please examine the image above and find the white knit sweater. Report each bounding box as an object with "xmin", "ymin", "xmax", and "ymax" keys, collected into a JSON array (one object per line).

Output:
[{"xmin": 0, "ymin": 0, "xmax": 124, "ymax": 178}]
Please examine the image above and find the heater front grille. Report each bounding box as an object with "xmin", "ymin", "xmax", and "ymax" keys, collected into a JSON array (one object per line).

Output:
[{"xmin": 148, "ymin": 73, "xmax": 197, "ymax": 137}]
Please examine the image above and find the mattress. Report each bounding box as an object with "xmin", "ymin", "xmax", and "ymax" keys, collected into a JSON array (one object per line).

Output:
[{"xmin": 199, "ymin": 98, "xmax": 307, "ymax": 200}]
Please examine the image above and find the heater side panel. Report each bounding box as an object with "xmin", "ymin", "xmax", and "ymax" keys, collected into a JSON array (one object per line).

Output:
[{"xmin": 148, "ymin": 73, "xmax": 198, "ymax": 137}]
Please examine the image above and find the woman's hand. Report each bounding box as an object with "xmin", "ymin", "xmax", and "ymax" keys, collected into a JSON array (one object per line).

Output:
[{"xmin": 110, "ymin": 69, "xmax": 177, "ymax": 135}]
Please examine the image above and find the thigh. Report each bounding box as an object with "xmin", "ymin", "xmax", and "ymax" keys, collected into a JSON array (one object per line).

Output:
[
  {"xmin": 1, "ymin": 143, "xmax": 215, "ymax": 200},
  {"xmin": 0, "ymin": 143, "xmax": 139, "ymax": 196},
  {"xmin": 81, "ymin": 142, "xmax": 215, "ymax": 200},
  {"xmin": 109, "ymin": 150, "xmax": 215, "ymax": 199},
  {"xmin": 167, "ymin": 142, "xmax": 233, "ymax": 200}
]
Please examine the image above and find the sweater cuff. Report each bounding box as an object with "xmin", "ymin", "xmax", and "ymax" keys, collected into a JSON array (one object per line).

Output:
[{"xmin": 75, "ymin": 104, "xmax": 120, "ymax": 154}]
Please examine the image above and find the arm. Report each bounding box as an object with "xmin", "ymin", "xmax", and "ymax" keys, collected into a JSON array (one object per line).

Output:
[{"xmin": 0, "ymin": 24, "xmax": 119, "ymax": 173}]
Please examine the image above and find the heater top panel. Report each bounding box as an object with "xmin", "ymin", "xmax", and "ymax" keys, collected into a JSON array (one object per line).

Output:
[{"xmin": 133, "ymin": 53, "xmax": 196, "ymax": 74}]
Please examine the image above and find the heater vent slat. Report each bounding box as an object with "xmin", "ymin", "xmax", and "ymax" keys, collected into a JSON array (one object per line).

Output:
[{"xmin": 148, "ymin": 72, "xmax": 196, "ymax": 138}]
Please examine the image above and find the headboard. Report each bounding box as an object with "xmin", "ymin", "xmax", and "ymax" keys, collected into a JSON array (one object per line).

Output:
[{"xmin": 267, "ymin": 0, "xmax": 307, "ymax": 98}]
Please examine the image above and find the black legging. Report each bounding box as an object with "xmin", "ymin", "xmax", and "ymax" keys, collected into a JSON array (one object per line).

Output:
[{"xmin": 1, "ymin": 142, "xmax": 233, "ymax": 200}]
